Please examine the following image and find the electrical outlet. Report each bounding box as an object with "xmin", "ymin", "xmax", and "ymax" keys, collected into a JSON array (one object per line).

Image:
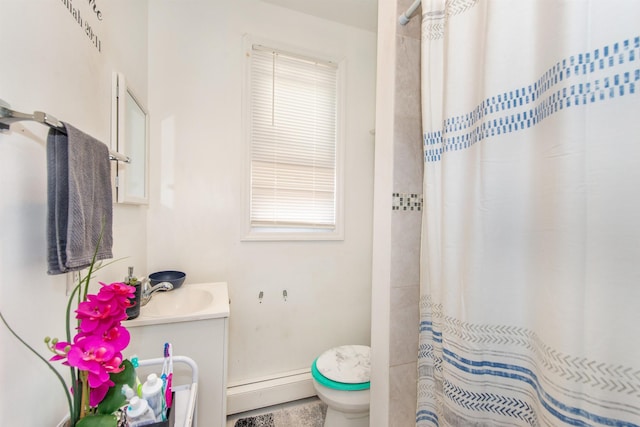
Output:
[{"xmin": 66, "ymin": 271, "xmax": 79, "ymax": 296}]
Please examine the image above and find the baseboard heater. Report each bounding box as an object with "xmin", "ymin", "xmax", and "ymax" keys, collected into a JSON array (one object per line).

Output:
[{"xmin": 226, "ymin": 368, "xmax": 316, "ymax": 415}]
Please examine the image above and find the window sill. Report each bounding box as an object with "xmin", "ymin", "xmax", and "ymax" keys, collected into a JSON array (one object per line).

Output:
[{"xmin": 241, "ymin": 227, "xmax": 344, "ymax": 242}]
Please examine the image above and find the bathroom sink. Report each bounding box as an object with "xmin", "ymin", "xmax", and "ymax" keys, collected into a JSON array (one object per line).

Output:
[
  {"xmin": 143, "ymin": 287, "xmax": 213, "ymax": 317},
  {"xmin": 125, "ymin": 282, "xmax": 230, "ymax": 326}
]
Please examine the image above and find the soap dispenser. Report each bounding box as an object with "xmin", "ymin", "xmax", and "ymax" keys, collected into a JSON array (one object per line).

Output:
[{"xmin": 125, "ymin": 266, "xmax": 141, "ymax": 320}]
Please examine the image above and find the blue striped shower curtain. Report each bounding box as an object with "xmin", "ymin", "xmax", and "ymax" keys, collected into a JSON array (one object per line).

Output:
[{"xmin": 417, "ymin": 1, "xmax": 640, "ymax": 426}]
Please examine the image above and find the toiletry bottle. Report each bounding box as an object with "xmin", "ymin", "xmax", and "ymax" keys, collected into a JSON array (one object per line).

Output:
[
  {"xmin": 130, "ymin": 355, "xmax": 143, "ymax": 396},
  {"xmin": 126, "ymin": 396, "xmax": 156, "ymax": 426},
  {"xmin": 121, "ymin": 384, "xmax": 136, "ymax": 401},
  {"xmin": 141, "ymin": 372, "xmax": 164, "ymax": 419},
  {"xmin": 125, "ymin": 266, "xmax": 141, "ymax": 320}
]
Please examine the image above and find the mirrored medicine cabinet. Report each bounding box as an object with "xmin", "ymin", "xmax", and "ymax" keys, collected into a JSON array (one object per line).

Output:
[{"xmin": 112, "ymin": 72, "xmax": 149, "ymax": 204}]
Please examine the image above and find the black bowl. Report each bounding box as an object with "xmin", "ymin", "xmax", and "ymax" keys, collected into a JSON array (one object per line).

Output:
[{"xmin": 149, "ymin": 270, "xmax": 186, "ymax": 289}]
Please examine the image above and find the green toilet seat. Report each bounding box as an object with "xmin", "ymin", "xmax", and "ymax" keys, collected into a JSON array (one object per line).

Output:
[
  {"xmin": 311, "ymin": 345, "xmax": 371, "ymax": 391},
  {"xmin": 311, "ymin": 359, "xmax": 370, "ymax": 391}
]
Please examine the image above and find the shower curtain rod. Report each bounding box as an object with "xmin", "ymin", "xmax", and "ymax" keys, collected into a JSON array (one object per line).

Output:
[
  {"xmin": 399, "ymin": 0, "xmax": 421, "ymax": 25},
  {"xmin": 0, "ymin": 99, "xmax": 130, "ymax": 163}
]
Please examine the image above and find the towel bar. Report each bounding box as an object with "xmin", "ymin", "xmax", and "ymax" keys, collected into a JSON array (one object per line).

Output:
[{"xmin": 0, "ymin": 98, "xmax": 130, "ymax": 163}]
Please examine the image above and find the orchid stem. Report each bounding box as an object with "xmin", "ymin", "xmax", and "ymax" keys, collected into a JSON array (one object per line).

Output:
[{"xmin": 0, "ymin": 310, "xmax": 73, "ymax": 423}]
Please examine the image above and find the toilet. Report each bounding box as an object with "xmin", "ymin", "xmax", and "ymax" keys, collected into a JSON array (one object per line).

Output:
[{"xmin": 311, "ymin": 345, "xmax": 371, "ymax": 427}]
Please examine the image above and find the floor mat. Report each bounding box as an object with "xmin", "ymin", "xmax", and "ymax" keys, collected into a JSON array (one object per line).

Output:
[
  {"xmin": 233, "ymin": 400, "xmax": 326, "ymax": 427},
  {"xmin": 234, "ymin": 413, "xmax": 275, "ymax": 427}
]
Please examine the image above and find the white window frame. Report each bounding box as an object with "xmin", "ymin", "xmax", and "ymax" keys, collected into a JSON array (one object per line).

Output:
[{"xmin": 242, "ymin": 35, "xmax": 345, "ymax": 241}]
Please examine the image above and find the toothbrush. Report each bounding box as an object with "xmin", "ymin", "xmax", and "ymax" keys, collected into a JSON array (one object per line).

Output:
[
  {"xmin": 163, "ymin": 343, "xmax": 173, "ymax": 410},
  {"xmin": 160, "ymin": 344, "xmax": 169, "ymax": 420}
]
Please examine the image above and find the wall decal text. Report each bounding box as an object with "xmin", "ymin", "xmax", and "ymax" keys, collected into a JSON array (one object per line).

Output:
[
  {"xmin": 60, "ymin": 0, "xmax": 103, "ymax": 52},
  {"xmin": 87, "ymin": 0, "xmax": 103, "ymax": 20}
]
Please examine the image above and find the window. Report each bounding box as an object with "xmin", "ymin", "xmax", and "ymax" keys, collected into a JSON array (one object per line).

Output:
[{"xmin": 244, "ymin": 42, "xmax": 343, "ymax": 240}]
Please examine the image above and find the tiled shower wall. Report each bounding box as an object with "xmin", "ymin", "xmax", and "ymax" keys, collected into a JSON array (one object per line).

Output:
[{"xmin": 389, "ymin": 0, "xmax": 423, "ymax": 425}]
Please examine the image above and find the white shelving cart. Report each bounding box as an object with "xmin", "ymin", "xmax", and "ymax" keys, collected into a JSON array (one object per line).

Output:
[{"xmin": 137, "ymin": 356, "xmax": 199, "ymax": 427}]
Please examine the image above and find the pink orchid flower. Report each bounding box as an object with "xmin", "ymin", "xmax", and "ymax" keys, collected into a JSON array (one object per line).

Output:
[
  {"xmin": 76, "ymin": 298, "xmax": 128, "ymax": 335},
  {"xmin": 101, "ymin": 324, "xmax": 130, "ymax": 353},
  {"xmin": 96, "ymin": 282, "xmax": 135, "ymax": 310},
  {"xmin": 66, "ymin": 335, "xmax": 119, "ymax": 388},
  {"xmin": 49, "ymin": 280, "xmax": 133, "ymax": 412},
  {"xmin": 49, "ymin": 340, "xmax": 72, "ymax": 363},
  {"xmin": 90, "ymin": 381, "xmax": 113, "ymax": 407}
]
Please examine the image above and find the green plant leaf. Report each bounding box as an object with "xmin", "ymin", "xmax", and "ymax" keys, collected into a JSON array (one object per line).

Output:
[
  {"xmin": 97, "ymin": 359, "xmax": 137, "ymax": 414},
  {"xmin": 111, "ymin": 359, "xmax": 137, "ymax": 386},
  {"xmin": 76, "ymin": 414, "xmax": 117, "ymax": 427}
]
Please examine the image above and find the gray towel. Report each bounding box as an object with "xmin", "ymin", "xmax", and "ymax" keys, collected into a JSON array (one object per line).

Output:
[{"xmin": 47, "ymin": 122, "xmax": 113, "ymax": 275}]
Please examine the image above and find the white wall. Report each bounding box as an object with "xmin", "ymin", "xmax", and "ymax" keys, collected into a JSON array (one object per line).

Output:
[
  {"xmin": 147, "ymin": 0, "xmax": 377, "ymax": 385},
  {"xmin": 0, "ymin": 1, "xmax": 148, "ymax": 424},
  {"xmin": 370, "ymin": 0, "xmax": 397, "ymax": 423},
  {"xmin": 0, "ymin": 1, "xmax": 376, "ymax": 422}
]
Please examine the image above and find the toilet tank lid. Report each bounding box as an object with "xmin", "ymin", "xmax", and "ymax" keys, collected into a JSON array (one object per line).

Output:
[{"xmin": 315, "ymin": 345, "xmax": 370, "ymax": 384}]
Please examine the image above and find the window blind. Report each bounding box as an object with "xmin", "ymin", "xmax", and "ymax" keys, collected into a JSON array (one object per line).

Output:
[{"xmin": 249, "ymin": 45, "xmax": 338, "ymax": 230}]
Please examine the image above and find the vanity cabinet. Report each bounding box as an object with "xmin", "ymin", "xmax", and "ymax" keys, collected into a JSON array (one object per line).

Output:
[{"xmin": 124, "ymin": 282, "xmax": 230, "ymax": 426}]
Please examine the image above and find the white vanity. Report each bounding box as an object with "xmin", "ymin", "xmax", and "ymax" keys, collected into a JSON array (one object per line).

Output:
[{"xmin": 124, "ymin": 282, "xmax": 230, "ymax": 426}]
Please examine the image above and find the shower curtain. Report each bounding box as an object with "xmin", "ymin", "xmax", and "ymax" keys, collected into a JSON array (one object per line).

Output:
[{"xmin": 417, "ymin": 1, "xmax": 640, "ymax": 426}]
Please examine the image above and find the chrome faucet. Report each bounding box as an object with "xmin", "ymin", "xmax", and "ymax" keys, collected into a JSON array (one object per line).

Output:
[{"xmin": 140, "ymin": 278, "xmax": 174, "ymax": 306}]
